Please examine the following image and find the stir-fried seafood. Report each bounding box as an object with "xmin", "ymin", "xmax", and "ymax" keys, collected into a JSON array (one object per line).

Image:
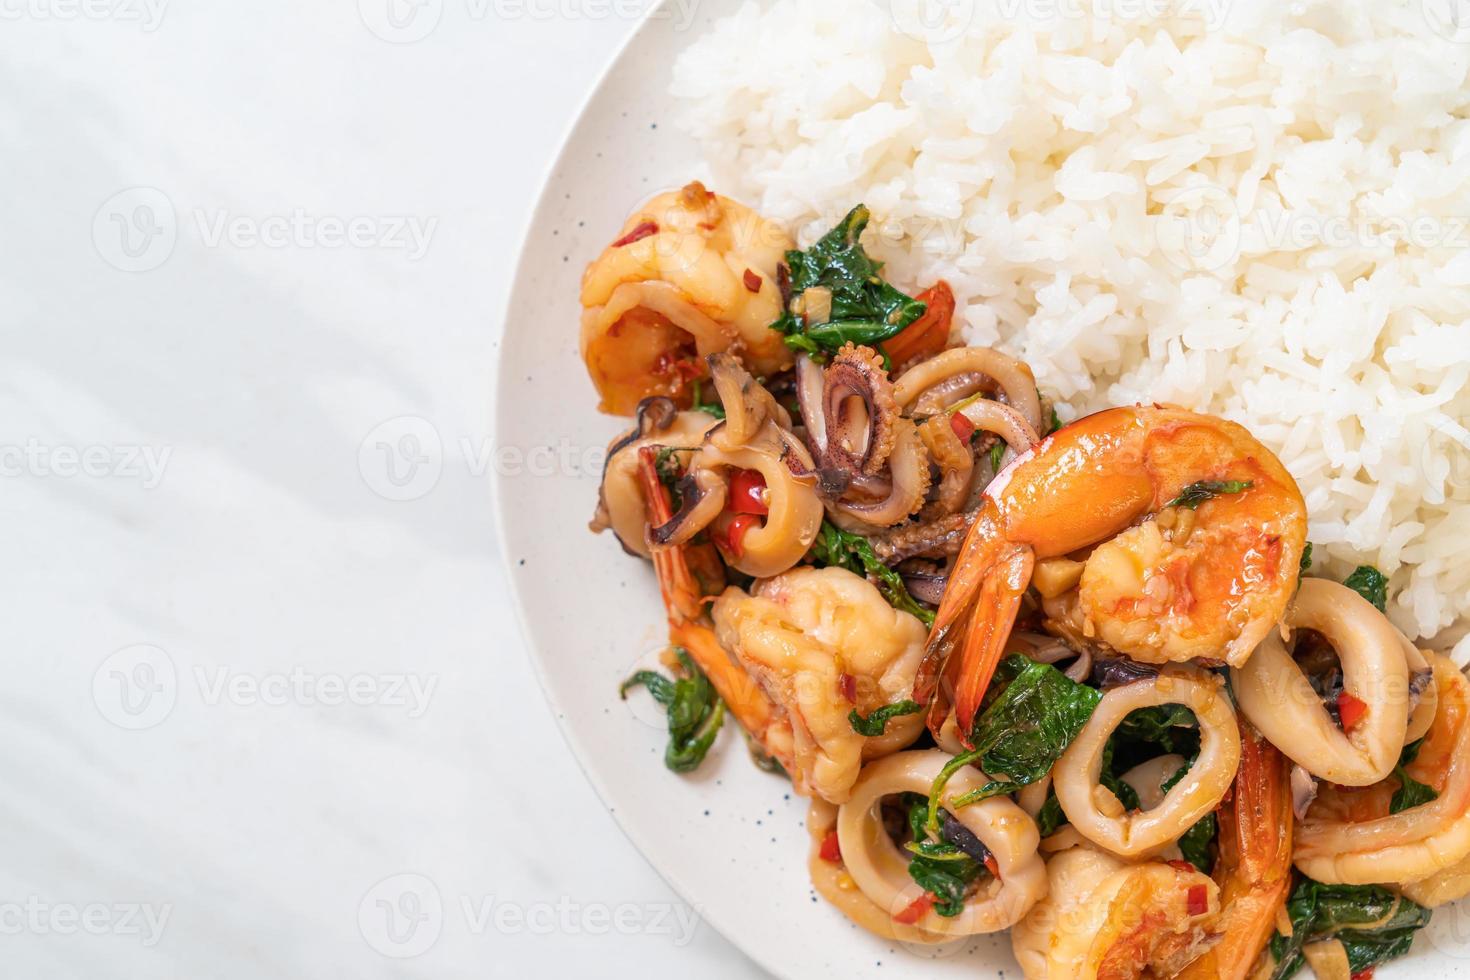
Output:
[
  {"xmin": 712, "ymin": 567, "xmax": 927, "ymax": 802},
  {"xmin": 1053, "ymin": 667, "xmax": 1240, "ymax": 858},
  {"xmin": 918, "ymin": 405, "xmax": 1308, "ymax": 736},
  {"xmin": 1295, "ymin": 652, "xmax": 1470, "ymax": 887},
  {"xmin": 835, "ymin": 750, "xmax": 1046, "ymax": 937},
  {"xmin": 581, "ymin": 182, "xmax": 794, "ymax": 415},
  {"xmin": 1012, "ymin": 847, "xmax": 1219, "ymax": 979},
  {"xmin": 1233, "ymin": 578, "xmax": 1415, "ymax": 786},
  {"xmin": 581, "ymin": 185, "xmax": 1451, "ymax": 977}
]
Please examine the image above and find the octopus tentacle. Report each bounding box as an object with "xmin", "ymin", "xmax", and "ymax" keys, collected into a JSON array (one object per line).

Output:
[{"xmin": 821, "ymin": 343, "xmax": 898, "ymax": 477}]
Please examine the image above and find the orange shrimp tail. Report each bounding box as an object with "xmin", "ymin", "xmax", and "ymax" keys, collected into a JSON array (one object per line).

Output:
[
  {"xmin": 951, "ymin": 544, "xmax": 1033, "ymax": 737},
  {"xmin": 1175, "ymin": 719, "xmax": 1293, "ymax": 980},
  {"xmin": 914, "ymin": 502, "xmax": 1033, "ymax": 739},
  {"xmin": 638, "ymin": 446, "xmax": 783, "ymax": 761},
  {"xmin": 637, "ymin": 446, "xmax": 705, "ymax": 623},
  {"xmin": 669, "ymin": 618, "xmax": 777, "ymax": 749}
]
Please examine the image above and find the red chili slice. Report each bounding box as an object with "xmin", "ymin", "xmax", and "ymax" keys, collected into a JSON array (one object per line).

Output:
[
  {"xmin": 729, "ymin": 468, "xmax": 769, "ymax": 516},
  {"xmin": 1186, "ymin": 884, "xmax": 1208, "ymax": 916},
  {"xmin": 1350, "ymin": 969, "xmax": 1375, "ymax": 980},
  {"xmin": 838, "ymin": 673, "xmax": 857, "ymax": 704},
  {"xmin": 716, "ymin": 514, "xmax": 761, "ymax": 559},
  {"xmin": 819, "ymin": 829, "xmax": 842, "ymax": 863},
  {"xmin": 611, "ymin": 220, "xmax": 658, "ymax": 247},
  {"xmin": 1338, "ymin": 691, "xmax": 1368, "ymax": 732},
  {"xmin": 949, "ymin": 411, "xmax": 975, "ymax": 443},
  {"xmin": 743, "ymin": 268, "xmax": 763, "ymax": 292},
  {"xmin": 893, "ymin": 893, "xmax": 934, "ymax": 925},
  {"xmin": 983, "ymin": 854, "xmax": 1000, "ymax": 879}
]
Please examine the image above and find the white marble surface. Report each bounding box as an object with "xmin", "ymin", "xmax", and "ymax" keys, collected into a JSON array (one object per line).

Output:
[{"xmin": 1, "ymin": 3, "xmax": 761, "ymax": 977}]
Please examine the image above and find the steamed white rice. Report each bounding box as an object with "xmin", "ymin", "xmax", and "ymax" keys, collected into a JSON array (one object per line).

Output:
[{"xmin": 672, "ymin": 0, "xmax": 1470, "ymax": 648}]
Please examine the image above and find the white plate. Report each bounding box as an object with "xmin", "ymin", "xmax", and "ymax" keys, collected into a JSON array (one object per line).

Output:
[
  {"xmin": 493, "ymin": 4, "xmax": 1017, "ymax": 975},
  {"xmin": 494, "ymin": 4, "xmax": 1470, "ymax": 977}
]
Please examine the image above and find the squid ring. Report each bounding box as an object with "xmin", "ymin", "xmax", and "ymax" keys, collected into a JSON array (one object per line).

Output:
[
  {"xmin": 1295, "ymin": 653, "xmax": 1470, "ymax": 886},
  {"xmin": 595, "ymin": 409, "xmax": 721, "ymax": 557},
  {"xmin": 806, "ymin": 799, "xmax": 948, "ymax": 943},
  {"xmin": 691, "ymin": 441, "xmax": 823, "ymax": 578},
  {"xmin": 1232, "ymin": 578, "xmax": 1410, "ymax": 786},
  {"xmin": 836, "ymin": 750, "xmax": 1047, "ymax": 936},
  {"xmin": 1054, "ymin": 667, "xmax": 1240, "ymax": 857},
  {"xmin": 893, "ymin": 347, "xmax": 1042, "ymax": 435},
  {"xmin": 1404, "ymin": 640, "xmax": 1438, "ymax": 745},
  {"xmin": 954, "ymin": 397, "xmax": 1041, "ymax": 467}
]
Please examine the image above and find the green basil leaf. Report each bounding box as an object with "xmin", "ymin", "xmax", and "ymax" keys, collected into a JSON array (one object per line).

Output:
[
  {"xmin": 1165, "ymin": 479, "xmax": 1254, "ymax": 510},
  {"xmin": 620, "ymin": 648, "xmax": 725, "ymax": 774},
  {"xmin": 772, "ymin": 205, "xmax": 926, "ymax": 354},
  {"xmin": 1267, "ymin": 877, "xmax": 1430, "ymax": 979},
  {"xmin": 849, "ymin": 699, "xmax": 924, "ymax": 736},
  {"xmin": 1344, "ymin": 565, "xmax": 1389, "ymax": 612},
  {"xmin": 807, "ymin": 521, "xmax": 935, "ymax": 627}
]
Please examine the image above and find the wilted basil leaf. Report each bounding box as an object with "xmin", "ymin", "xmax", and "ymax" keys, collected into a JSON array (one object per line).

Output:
[
  {"xmin": 1267, "ymin": 877, "xmax": 1430, "ymax": 979},
  {"xmin": 849, "ymin": 700, "xmax": 924, "ymax": 736},
  {"xmin": 1166, "ymin": 479, "xmax": 1253, "ymax": 510},
  {"xmin": 1390, "ymin": 738, "xmax": 1438, "ymax": 814},
  {"xmin": 808, "ymin": 521, "xmax": 934, "ymax": 627},
  {"xmin": 770, "ymin": 205, "xmax": 926, "ymax": 354},
  {"xmin": 620, "ymin": 648, "xmax": 725, "ymax": 773},
  {"xmin": 1344, "ymin": 565, "xmax": 1389, "ymax": 612}
]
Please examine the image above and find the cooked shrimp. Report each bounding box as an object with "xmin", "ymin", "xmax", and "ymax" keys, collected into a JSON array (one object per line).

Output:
[
  {"xmin": 580, "ymin": 182, "xmax": 793, "ymax": 415},
  {"xmin": 835, "ymin": 750, "xmax": 1047, "ymax": 936},
  {"xmin": 1232, "ymin": 578, "xmax": 1412, "ymax": 786},
  {"xmin": 635, "ymin": 446, "xmax": 790, "ymax": 768},
  {"xmin": 711, "ymin": 567, "xmax": 929, "ymax": 803},
  {"xmin": 1053, "ymin": 667, "xmax": 1241, "ymax": 857},
  {"xmin": 1012, "ymin": 847, "xmax": 1219, "ymax": 979},
  {"xmin": 1173, "ymin": 718, "xmax": 1294, "ymax": 980},
  {"xmin": 1294, "ymin": 652, "xmax": 1470, "ymax": 886},
  {"xmin": 917, "ymin": 405, "xmax": 1307, "ymax": 736}
]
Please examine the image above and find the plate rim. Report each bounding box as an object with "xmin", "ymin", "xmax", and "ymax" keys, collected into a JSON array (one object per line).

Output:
[{"xmin": 489, "ymin": 4, "xmax": 783, "ymax": 977}]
